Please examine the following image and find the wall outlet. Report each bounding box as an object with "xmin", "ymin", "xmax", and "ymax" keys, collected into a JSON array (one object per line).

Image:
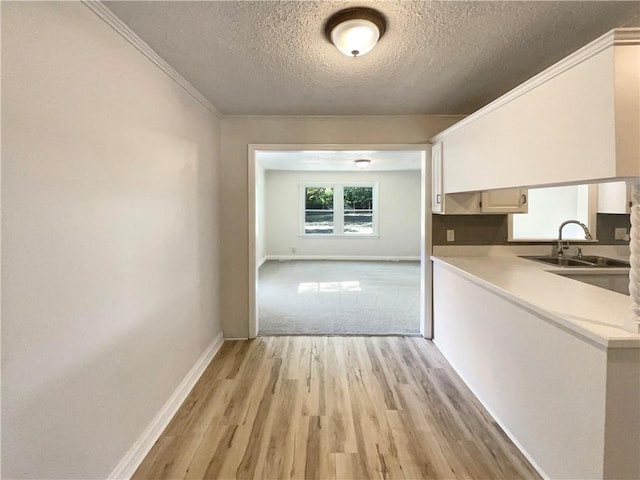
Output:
[
  {"xmin": 291, "ymin": 247, "xmax": 296, "ymax": 253},
  {"xmin": 614, "ymin": 228, "xmax": 629, "ymax": 241},
  {"xmin": 446, "ymin": 229, "xmax": 455, "ymax": 242}
]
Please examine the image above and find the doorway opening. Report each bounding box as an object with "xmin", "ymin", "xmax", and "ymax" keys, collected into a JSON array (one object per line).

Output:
[{"xmin": 248, "ymin": 145, "xmax": 432, "ymax": 338}]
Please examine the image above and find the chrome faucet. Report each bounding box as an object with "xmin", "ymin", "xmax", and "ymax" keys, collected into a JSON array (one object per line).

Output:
[{"xmin": 554, "ymin": 220, "xmax": 593, "ymax": 257}]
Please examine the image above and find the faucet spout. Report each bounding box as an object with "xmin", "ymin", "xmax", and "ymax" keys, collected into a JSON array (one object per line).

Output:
[{"xmin": 555, "ymin": 220, "xmax": 593, "ymax": 257}]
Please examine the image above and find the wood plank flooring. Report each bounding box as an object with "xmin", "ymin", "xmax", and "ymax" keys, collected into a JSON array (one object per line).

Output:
[{"xmin": 133, "ymin": 336, "xmax": 540, "ymax": 480}]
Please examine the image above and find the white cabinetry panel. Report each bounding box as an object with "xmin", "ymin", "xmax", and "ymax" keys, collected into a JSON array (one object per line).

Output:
[
  {"xmin": 434, "ymin": 263, "xmax": 606, "ymax": 479},
  {"xmin": 598, "ymin": 181, "xmax": 632, "ymax": 214},
  {"xmin": 431, "ymin": 142, "xmax": 443, "ymax": 213},
  {"xmin": 432, "ymin": 30, "xmax": 640, "ymax": 194},
  {"xmin": 481, "ymin": 188, "xmax": 528, "ymax": 213},
  {"xmin": 432, "ymin": 142, "xmax": 528, "ymax": 215}
]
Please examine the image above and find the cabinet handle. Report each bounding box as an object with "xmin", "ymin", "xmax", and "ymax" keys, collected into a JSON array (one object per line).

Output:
[
  {"xmin": 436, "ymin": 194, "xmax": 441, "ymax": 205},
  {"xmin": 520, "ymin": 193, "xmax": 527, "ymax": 205}
]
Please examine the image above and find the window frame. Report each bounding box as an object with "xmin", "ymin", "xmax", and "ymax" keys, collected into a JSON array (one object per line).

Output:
[
  {"xmin": 507, "ymin": 184, "xmax": 599, "ymax": 242},
  {"xmin": 299, "ymin": 182, "xmax": 379, "ymax": 237},
  {"xmin": 300, "ymin": 185, "xmax": 336, "ymax": 235}
]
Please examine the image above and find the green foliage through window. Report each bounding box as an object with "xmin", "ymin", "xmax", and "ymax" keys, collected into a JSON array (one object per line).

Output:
[
  {"xmin": 344, "ymin": 186, "xmax": 373, "ymax": 234},
  {"xmin": 302, "ymin": 184, "xmax": 376, "ymax": 235},
  {"xmin": 305, "ymin": 187, "xmax": 334, "ymax": 210},
  {"xmin": 344, "ymin": 187, "xmax": 373, "ymax": 210}
]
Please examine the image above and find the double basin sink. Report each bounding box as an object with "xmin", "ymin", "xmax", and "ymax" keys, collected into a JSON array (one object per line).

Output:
[
  {"xmin": 521, "ymin": 255, "xmax": 631, "ymax": 295},
  {"xmin": 521, "ymin": 255, "xmax": 630, "ymax": 268}
]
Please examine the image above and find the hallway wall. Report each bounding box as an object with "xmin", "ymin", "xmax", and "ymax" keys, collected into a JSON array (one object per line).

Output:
[
  {"xmin": 1, "ymin": 3, "xmax": 222, "ymax": 478},
  {"xmin": 220, "ymin": 115, "xmax": 462, "ymax": 338}
]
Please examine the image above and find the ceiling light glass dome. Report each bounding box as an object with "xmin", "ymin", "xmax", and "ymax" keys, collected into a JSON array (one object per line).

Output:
[
  {"xmin": 325, "ymin": 8, "xmax": 387, "ymax": 58},
  {"xmin": 331, "ymin": 19, "xmax": 380, "ymax": 57}
]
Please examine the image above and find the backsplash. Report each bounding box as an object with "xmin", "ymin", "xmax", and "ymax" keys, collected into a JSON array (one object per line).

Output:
[
  {"xmin": 432, "ymin": 213, "xmax": 631, "ymax": 246},
  {"xmin": 595, "ymin": 213, "xmax": 631, "ymax": 245},
  {"xmin": 432, "ymin": 214, "xmax": 509, "ymax": 245}
]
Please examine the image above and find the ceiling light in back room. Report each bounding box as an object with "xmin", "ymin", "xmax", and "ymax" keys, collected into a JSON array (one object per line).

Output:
[
  {"xmin": 325, "ymin": 7, "xmax": 387, "ymax": 57},
  {"xmin": 355, "ymin": 159, "xmax": 371, "ymax": 169}
]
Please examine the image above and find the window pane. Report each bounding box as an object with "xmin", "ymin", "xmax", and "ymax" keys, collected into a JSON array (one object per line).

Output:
[
  {"xmin": 344, "ymin": 187, "xmax": 373, "ymax": 234},
  {"xmin": 304, "ymin": 187, "xmax": 334, "ymax": 234},
  {"xmin": 305, "ymin": 187, "xmax": 334, "ymax": 210},
  {"xmin": 343, "ymin": 187, "xmax": 372, "ymax": 210},
  {"xmin": 512, "ymin": 185, "xmax": 590, "ymax": 240},
  {"xmin": 305, "ymin": 211, "xmax": 334, "ymax": 234},
  {"xmin": 344, "ymin": 210, "xmax": 373, "ymax": 234}
]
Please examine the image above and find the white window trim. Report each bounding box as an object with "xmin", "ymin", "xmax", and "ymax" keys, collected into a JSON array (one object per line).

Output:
[
  {"xmin": 507, "ymin": 184, "xmax": 599, "ymax": 242},
  {"xmin": 299, "ymin": 182, "xmax": 379, "ymax": 237}
]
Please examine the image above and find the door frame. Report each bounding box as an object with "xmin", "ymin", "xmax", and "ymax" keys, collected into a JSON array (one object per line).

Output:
[{"xmin": 248, "ymin": 143, "xmax": 433, "ymax": 339}]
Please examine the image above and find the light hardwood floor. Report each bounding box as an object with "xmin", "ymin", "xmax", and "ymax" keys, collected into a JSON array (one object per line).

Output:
[{"xmin": 133, "ymin": 336, "xmax": 541, "ymax": 479}]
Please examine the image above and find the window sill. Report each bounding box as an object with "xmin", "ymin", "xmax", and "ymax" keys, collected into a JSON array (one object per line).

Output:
[{"xmin": 299, "ymin": 234, "xmax": 380, "ymax": 239}]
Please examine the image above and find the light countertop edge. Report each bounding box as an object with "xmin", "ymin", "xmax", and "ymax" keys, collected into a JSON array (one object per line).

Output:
[{"xmin": 431, "ymin": 256, "xmax": 640, "ymax": 349}]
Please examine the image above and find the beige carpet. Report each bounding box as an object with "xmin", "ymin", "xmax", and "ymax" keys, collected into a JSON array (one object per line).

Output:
[{"xmin": 258, "ymin": 260, "xmax": 420, "ymax": 335}]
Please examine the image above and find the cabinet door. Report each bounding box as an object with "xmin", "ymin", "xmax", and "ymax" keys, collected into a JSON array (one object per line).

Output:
[
  {"xmin": 431, "ymin": 142, "xmax": 444, "ymax": 214},
  {"xmin": 480, "ymin": 188, "xmax": 528, "ymax": 213},
  {"xmin": 598, "ymin": 181, "xmax": 631, "ymax": 214}
]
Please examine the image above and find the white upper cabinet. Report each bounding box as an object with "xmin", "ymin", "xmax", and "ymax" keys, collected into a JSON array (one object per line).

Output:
[
  {"xmin": 431, "ymin": 141, "xmax": 528, "ymax": 215},
  {"xmin": 481, "ymin": 188, "xmax": 528, "ymax": 213},
  {"xmin": 431, "ymin": 29, "xmax": 640, "ymax": 194},
  {"xmin": 598, "ymin": 181, "xmax": 632, "ymax": 214},
  {"xmin": 431, "ymin": 142, "xmax": 444, "ymax": 213}
]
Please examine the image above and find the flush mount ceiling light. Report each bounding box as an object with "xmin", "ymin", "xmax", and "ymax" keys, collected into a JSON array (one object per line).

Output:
[
  {"xmin": 325, "ymin": 7, "xmax": 387, "ymax": 57},
  {"xmin": 354, "ymin": 159, "xmax": 371, "ymax": 169}
]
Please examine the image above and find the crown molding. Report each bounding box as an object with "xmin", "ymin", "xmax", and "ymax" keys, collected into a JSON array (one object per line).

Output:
[
  {"xmin": 612, "ymin": 27, "xmax": 640, "ymax": 45},
  {"xmin": 431, "ymin": 27, "xmax": 640, "ymax": 142},
  {"xmin": 82, "ymin": 0, "xmax": 222, "ymax": 119},
  {"xmin": 226, "ymin": 114, "xmax": 464, "ymax": 119}
]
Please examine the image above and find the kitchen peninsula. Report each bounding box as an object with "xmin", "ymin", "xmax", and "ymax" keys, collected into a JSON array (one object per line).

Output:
[{"xmin": 432, "ymin": 255, "xmax": 639, "ymax": 479}]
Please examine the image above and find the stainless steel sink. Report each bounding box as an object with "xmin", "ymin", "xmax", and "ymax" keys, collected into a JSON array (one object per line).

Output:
[
  {"xmin": 575, "ymin": 256, "xmax": 630, "ymax": 268},
  {"xmin": 522, "ymin": 256, "xmax": 595, "ymax": 267},
  {"xmin": 520, "ymin": 255, "xmax": 630, "ymax": 268},
  {"xmin": 554, "ymin": 271, "xmax": 630, "ymax": 295}
]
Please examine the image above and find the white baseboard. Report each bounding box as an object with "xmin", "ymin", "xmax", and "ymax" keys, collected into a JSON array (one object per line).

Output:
[
  {"xmin": 265, "ymin": 255, "xmax": 420, "ymax": 262},
  {"xmin": 108, "ymin": 332, "xmax": 224, "ymax": 479},
  {"xmin": 432, "ymin": 340, "xmax": 549, "ymax": 480},
  {"xmin": 258, "ymin": 256, "xmax": 268, "ymax": 268}
]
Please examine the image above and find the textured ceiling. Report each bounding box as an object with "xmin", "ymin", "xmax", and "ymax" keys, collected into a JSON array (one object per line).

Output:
[
  {"xmin": 103, "ymin": 1, "xmax": 640, "ymax": 115},
  {"xmin": 258, "ymin": 150, "xmax": 422, "ymax": 171}
]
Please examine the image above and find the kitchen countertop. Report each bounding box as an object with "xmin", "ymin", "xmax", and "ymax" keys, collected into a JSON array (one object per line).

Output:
[{"xmin": 431, "ymin": 255, "xmax": 640, "ymax": 348}]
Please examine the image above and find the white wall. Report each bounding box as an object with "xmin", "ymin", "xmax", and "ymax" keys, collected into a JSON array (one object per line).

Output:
[
  {"xmin": 265, "ymin": 170, "xmax": 421, "ymax": 258},
  {"xmin": 603, "ymin": 348, "xmax": 640, "ymax": 480},
  {"xmin": 511, "ymin": 184, "xmax": 591, "ymax": 240},
  {"xmin": 221, "ymin": 115, "xmax": 462, "ymax": 338},
  {"xmin": 598, "ymin": 180, "xmax": 629, "ymax": 214},
  {"xmin": 256, "ymin": 165, "xmax": 267, "ymax": 264},
  {"xmin": 2, "ymin": 3, "xmax": 222, "ymax": 478}
]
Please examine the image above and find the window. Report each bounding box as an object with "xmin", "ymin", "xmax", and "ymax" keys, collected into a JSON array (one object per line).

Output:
[
  {"xmin": 303, "ymin": 186, "xmax": 334, "ymax": 234},
  {"xmin": 343, "ymin": 186, "xmax": 374, "ymax": 234},
  {"xmin": 509, "ymin": 184, "xmax": 597, "ymax": 241},
  {"xmin": 301, "ymin": 183, "xmax": 378, "ymax": 236}
]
